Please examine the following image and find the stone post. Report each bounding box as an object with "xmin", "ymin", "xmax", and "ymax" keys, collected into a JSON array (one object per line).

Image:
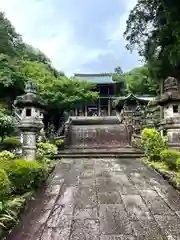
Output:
[
  {"xmin": 14, "ymin": 81, "xmax": 45, "ymax": 161},
  {"xmin": 98, "ymin": 98, "xmax": 101, "ymax": 116},
  {"xmin": 108, "ymin": 98, "xmax": 111, "ymax": 116},
  {"xmin": 85, "ymin": 104, "xmax": 88, "ymax": 116}
]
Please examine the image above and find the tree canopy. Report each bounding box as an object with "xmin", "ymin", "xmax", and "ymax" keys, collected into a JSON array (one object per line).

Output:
[
  {"xmin": 121, "ymin": 66, "xmax": 158, "ymax": 96},
  {"xmin": 0, "ymin": 11, "xmax": 99, "ymax": 128},
  {"xmin": 124, "ymin": 0, "xmax": 180, "ymax": 79}
]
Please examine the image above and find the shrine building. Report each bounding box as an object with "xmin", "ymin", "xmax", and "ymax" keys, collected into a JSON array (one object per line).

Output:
[{"xmin": 72, "ymin": 73, "xmax": 123, "ymax": 116}]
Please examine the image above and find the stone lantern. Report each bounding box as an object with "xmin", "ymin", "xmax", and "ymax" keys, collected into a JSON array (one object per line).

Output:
[
  {"xmin": 14, "ymin": 81, "xmax": 46, "ymax": 160},
  {"xmin": 158, "ymin": 76, "xmax": 180, "ymax": 147}
]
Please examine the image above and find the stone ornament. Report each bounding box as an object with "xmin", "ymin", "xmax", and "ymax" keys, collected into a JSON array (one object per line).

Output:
[
  {"xmin": 25, "ymin": 81, "xmax": 37, "ymax": 94},
  {"xmin": 164, "ymin": 76, "xmax": 178, "ymax": 92}
]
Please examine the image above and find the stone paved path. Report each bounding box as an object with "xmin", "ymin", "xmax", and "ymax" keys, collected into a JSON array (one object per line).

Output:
[{"xmin": 6, "ymin": 157, "xmax": 180, "ymax": 239}]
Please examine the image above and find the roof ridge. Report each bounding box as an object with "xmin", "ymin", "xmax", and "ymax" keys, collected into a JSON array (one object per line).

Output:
[{"xmin": 74, "ymin": 73, "xmax": 112, "ymax": 77}]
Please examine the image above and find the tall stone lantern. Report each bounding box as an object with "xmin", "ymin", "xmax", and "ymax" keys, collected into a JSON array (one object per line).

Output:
[
  {"xmin": 158, "ymin": 76, "xmax": 180, "ymax": 147},
  {"xmin": 14, "ymin": 81, "xmax": 46, "ymax": 161}
]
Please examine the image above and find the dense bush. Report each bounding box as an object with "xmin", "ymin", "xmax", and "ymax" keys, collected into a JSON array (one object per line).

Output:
[
  {"xmin": 141, "ymin": 128, "xmax": 167, "ymax": 161},
  {"xmin": 7, "ymin": 159, "xmax": 48, "ymax": 194},
  {"xmin": 0, "ymin": 142, "xmax": 54, "ymax": 230},
  {"xmin": 160, "ymin": 149, "xmax": 180, "ymax": 170},
  {"xmin": 36, "ymin": 142, "xmax": 57, "ymax": 161},
  {"xmin": 0, "ymin": 169, "xmax": 11, "ymax": 199},
  {"xmin": 0, "ymin": 151, "xmax": 14, "ymax": 171}
]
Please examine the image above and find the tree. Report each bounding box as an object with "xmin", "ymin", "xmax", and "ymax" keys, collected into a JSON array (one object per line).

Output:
[
  {"xmin": 122, "ymin": 66, "xmax": 158, "ymax": 95},
  {"xmin": 114, "ymin": 66, "xmax": 123, "ymax": 74},
  {"xmin": 0, "ymin": 12, "xmax": 23, "ymax": 57},
  {"xmin": 19, "ymin": 61, "xmax": 99, "ymax": 129},
  {"xmin": 0, "ymin": 12, "xmax": 99, "ymax": 131},
  {"xmin": 124, "ymin": 0, "xmax": 180, "ymax": 79},
  {"xmin": 0, "ymin": 54, "xmax": 25, "ymax": 105}
]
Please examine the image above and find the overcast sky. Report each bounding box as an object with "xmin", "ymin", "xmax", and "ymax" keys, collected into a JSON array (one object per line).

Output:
[{"xmin": 1, "ymin": 0, "xmax": 142, "ymax": 75}]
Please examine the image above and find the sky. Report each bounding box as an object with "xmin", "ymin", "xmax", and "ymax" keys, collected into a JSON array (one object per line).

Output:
[{"xmin": 0, "ymin": 0, "xmax": 142, "ymax": 76}]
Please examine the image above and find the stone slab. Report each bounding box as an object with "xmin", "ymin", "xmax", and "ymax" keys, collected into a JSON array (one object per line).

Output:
[{"xmin": 99, "ymin": 204, "xmax": 133, "ymax": 235}]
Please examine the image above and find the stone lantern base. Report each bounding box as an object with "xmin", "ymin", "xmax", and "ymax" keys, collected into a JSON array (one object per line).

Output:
[{"xmin": 162, "ymin": 118, "xmax": 180, "ymax": 148}]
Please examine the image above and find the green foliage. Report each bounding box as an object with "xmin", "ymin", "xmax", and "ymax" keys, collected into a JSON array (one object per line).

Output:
[
  {"xmin": 55, "ymin": 139, "xmax": 64, "ymax": 146},
  {"xmin": 20, "ymin": 61, "xmax": 98, "ymax": 113},
  {"xmin": 37, "ymin": 142, "xmax": 57, "ymax": 156},
  {"xmin": 160, "ymin": 149, "xmax": 180, "ymax": 170},
  {"xmin": 141, "ymin": 128, "xmax": 167, "ymax": 161},
  {"xmin": 7, "ymin": 159, "xmax": 48, "ymax": 194},
  {"xmin": 143, "ymin": 159, "xmax": 169, "ymax": 171},
  {"xmin": 36, "ymin": 142, "xmax": 57, "ymax": 164},
  {"xmin": 0, "ymin": 196, "xmax": 26, "ymax": 228},
  {"xmin": 2, "ymin": 137, "xmax": 22, "ymax": 150},
  {"xmin": 0, "ymin": 169, "xmax": 11, "ymax": 199},
  {"xmin": 124, "ymin": 0, "xmax": 180, "ymax": 79},
  {"xmin": 0, "ymin": 11, "xmax": 99, "ymax": 129},
  {"xmin": 121, "ymin": 66, "xmax": 158, "ymax": 95},
  {"xmin": 0, "ymin": 109, "xmax": 16, "ymax": 142},
  {"xmin": 0, "ymin": 12, "xmax": 23, "ymax": 57},
  {"xmin": 0, "ymin": 150, "xmax": 14, "ymax": 171},
  {"xmin": 176, "ymin": 158, "xmax": 180, "ymax": 171},
  {"xmin": 0, "ymin": 54, "xmax": 25, "ymax": 99}
]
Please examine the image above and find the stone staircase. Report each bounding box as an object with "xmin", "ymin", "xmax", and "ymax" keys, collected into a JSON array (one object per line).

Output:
[{"xmin": 55, "ymin": 116, "xmax": 143, "ymax": 159}]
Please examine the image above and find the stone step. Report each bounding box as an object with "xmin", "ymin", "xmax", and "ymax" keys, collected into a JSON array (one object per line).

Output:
[
  {"xmin": 58, "ymin": 147, "xmax": 142, "ymax": 154},
  {"xmin": 53, "ymin": 148, "xmax": 144, "ymax": 159},
  {"xmin": 54, "ymin": 153, "xmax": 143, "ymax": 159}
]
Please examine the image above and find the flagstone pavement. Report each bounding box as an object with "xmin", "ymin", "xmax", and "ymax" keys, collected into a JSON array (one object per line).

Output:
[{"xmin": 6, "ymin": 157, "xmax": 180, "ymax": 240}]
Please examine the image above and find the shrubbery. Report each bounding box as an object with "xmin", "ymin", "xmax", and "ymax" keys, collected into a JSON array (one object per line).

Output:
[
  {"xmin": 36, "ymin": 142, "xmax": 57, "ymax": 163},
  {"xmin": 0, "ymin": 151, "xmax": 14, "ymax": 171},
  {"xmin": 141, "ymin": 128, "xmax": 180, "ymax": 172},
  {"xmin": 0, "ymin": 145, "xmax": 56, "ymax": 229},
  {"xmin": 7, "ymin": 159, "xmax": 48, "ymax": 194},
  {"xmin": 0, "ymin": 169, "xmax": 11, "ymax": 199},
  {"xmin": 141, "ymin": 128, "xmax": 167, "ymax": 161},
  {"xmin": 0, "ymin": 151, "xmax": 49, "ymax": 195},
  {"xmin": 160, "ymin": 149, "xmax": 180, "ymax": 170},
  {"xmin": 37, "ymin": 142, "xmax": 57, "ymax": 156}
]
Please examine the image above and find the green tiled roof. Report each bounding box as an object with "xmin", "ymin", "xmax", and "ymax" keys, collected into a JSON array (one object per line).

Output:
[{"xmin": 74, "ymin": 74, "xmax": 113, "ymax": 84}]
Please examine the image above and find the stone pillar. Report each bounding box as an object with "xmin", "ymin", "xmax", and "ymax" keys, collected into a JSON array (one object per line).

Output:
[
  {"xmin": 85, "ymin": 104, "xmax": 87, "ymax": 116},
  {"xmin": 75, "ymin": 108, "xmax": 78, "ymax": 116},
  {"xmin": 108, "ymin": 98, "xmax": 111, "ymax": 116},
  {"xmin": 98, "ymin": 98, "xmax": 101, "ymax": 116}
]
